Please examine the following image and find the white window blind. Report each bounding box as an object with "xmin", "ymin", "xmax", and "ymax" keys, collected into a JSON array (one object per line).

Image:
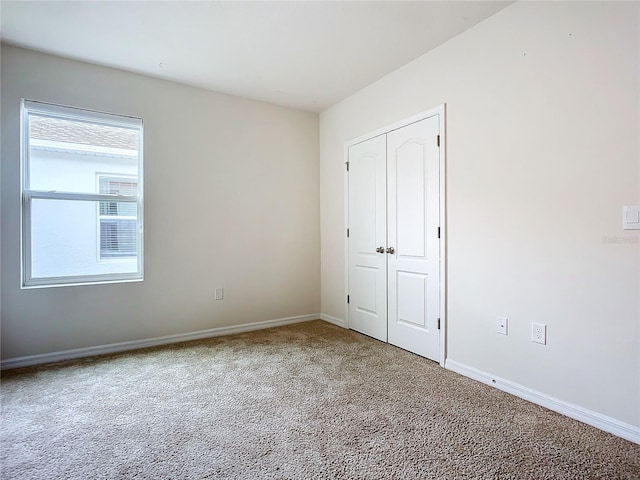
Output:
[
  {"xmin": 21, "ymin": 99, "xmax": 144, "ymax": 287},
  {"xmin": 98, "ymin": 176, "xmax": 138, "ymax": 258}
]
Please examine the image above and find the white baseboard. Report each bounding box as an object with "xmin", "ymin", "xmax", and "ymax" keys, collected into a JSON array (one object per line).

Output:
[
  {"xmin": 320, "ymin": 313, "xmax": 346, "ymax": 328},
  {"xmin": 445, "ymin": 359, "xmax": 640, "ymax": 445},
  {"xmin": 1, "ymin": 314, "xmax": 320, "ymax": 370}
]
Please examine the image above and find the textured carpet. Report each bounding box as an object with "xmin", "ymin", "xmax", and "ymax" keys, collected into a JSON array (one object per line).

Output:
[{"xmin": 1, "ymin": 320, "xmax": 638, "ymax": 479}]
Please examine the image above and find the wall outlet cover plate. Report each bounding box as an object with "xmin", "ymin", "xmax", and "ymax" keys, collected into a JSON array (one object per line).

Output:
[
  {"xmin": 532, "ymin": 322, "xmax": 546, "ymax": 345},
  {"xmin": 497, "ymin": 316, "xmax": 508, "ymax": 335}
]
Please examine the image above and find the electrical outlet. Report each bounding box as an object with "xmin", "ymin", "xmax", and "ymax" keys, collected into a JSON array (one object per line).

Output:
[
  {"xmin": 215, "ymin": 288, "xmax": 224, "ymax": 300},
  {"xmin": 496, "ymin": 316, "xmax": 508, "ymax": 335},
  {"xmin": 531, "ymin": 322, "xmax": 546, "ymax": 345}
]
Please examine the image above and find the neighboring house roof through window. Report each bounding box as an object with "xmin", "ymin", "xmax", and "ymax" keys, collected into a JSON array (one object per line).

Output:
[{"xmin": 29, "ymin": 115, "xmax": 138, "ymax": 150}]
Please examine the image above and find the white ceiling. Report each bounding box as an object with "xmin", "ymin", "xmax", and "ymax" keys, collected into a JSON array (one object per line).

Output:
[{"xmin": 0, "ymin": 1, "xmax": 510, "ymax": 112}]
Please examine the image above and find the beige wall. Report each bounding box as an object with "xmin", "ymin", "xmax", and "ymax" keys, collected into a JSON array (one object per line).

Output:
[
  {"xmin": 1, "ymin": 45, "xmax": 320, "ymax": 359},
  {"xmin": 320, "ymin": 1, "xmax": 640, "ymax": 427}
]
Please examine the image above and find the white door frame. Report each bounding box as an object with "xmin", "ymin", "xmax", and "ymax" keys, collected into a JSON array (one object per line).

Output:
[{"xmin": 344, "ymin": 104, "xmax": 447, "ymax": 367}]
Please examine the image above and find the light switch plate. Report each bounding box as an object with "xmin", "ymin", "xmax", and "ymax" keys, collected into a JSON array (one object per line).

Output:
[{"xmin": 623, "ymin": 206, "xmax": 640, "ymax": 230}]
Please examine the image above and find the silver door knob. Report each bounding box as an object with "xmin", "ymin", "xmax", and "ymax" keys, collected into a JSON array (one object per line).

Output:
[
  {"xmin": 386, "ymin": 247, "xmax": 395, "ymax": 254},
  {"xmin": 376, "ymin": 246, "xmax": 385, "ymax": 253}
]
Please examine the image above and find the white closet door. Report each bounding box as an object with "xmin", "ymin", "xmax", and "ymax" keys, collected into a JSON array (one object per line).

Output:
[
  {"xmin": 387, "ymin": 116, "xmax": 440, "ymax": 361},
  {"xmin": 347, "ymin": 135, "xmax": 388, "ymax": 342}
]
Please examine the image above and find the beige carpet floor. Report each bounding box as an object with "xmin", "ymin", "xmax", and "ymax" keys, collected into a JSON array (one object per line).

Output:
[{"xmin": 1, "ymin": 320, "xmax": 638, "ymax": 479}]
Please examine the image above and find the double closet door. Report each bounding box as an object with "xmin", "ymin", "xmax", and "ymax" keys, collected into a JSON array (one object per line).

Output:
[{"xmin": 347, "ymin": 114, "xmax": 441, "ymax": 362}]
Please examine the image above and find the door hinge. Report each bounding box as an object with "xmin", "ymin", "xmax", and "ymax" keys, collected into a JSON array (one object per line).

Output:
[
  {"xmin": 437, "ymin": 318, "xmax": 441, "ymax": 330},
  {"xmin": 437, "ymin": 135, "xmax": 440, "ymax": 147},
  {"xmin": 347, "ymin": 295, "xmax": 350, "ymax": 304},
  {"xmin": 346, "ymin": 161, "xmax": 349, "ymax": 172},
  {"xmin": 347, "ymin": 228, "xmax": 349, "ymax": 238},
  {"xmin": 438, "ymin": 227, "xmax": 441, "ymax": 238}
]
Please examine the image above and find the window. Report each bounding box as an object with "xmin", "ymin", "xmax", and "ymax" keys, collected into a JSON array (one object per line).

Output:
[
  {"xmin": 21, "ymin": 100, "xmax": 143, "ymax": 287},
  {"xmin": 98, "ymin": 176, "xmax": 138, "ymax": 259}
]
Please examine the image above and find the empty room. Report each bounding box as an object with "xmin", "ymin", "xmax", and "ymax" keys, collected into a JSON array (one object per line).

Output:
[{"xmin": 1, "ymin": 1, "xmax": 639, "ymax": 478}]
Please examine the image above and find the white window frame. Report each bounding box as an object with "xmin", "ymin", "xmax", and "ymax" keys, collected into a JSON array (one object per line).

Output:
[{"xmin": 20, "ymin": 99, "xmax": 144, "ymax": 288}]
